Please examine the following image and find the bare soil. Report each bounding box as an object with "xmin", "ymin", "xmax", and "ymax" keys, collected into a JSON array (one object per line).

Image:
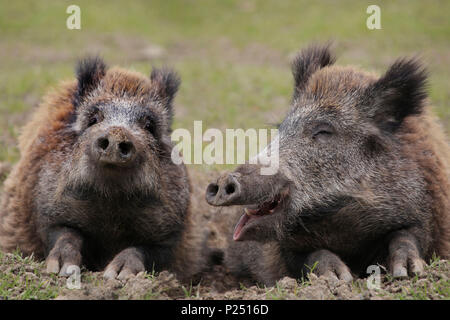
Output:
[{"xmin": 1, "ymin": 251, "xmax": 448, "ymax": 300}]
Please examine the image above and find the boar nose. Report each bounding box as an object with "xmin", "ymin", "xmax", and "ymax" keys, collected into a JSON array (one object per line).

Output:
[
  {"xmin": 206, "ymin": 174, "xmax": 241, "ymax": 206},
  {"xmin": 93, "ymin": 127, "xmax": 136, "ymax": 166}
]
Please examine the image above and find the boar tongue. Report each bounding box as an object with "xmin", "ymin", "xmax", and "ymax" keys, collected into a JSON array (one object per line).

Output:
[
  {"xmin": 233, "ymin": 214, "xmax": 249, "ymax": 241},
  {"xmin": 233, "ymin": 213, "xmax": 260, "ymax": 241}
]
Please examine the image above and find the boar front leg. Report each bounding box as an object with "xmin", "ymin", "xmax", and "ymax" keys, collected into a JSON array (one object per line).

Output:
[
  {"xmin": 45, "ymin": 227, "xmax": 83, "ymax": 276},
  {"xmin": 388, "ymin": 229, "xmax": 425, "ymax": 278},
  {"xmin": 304, "ymin": 249, "xmax": 353, "ymax": 282}
]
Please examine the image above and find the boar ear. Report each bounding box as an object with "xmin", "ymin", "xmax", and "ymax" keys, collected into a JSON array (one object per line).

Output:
[
  {"xmin": 150, "ymin": 68, "xmax": 181, "ymax": 122},
  {"xmin": 73, "ymin": 56, "xmax": 107, "ymax": 106},
  {"xmin": 291, "ymin": 43, "xmax": 335, "ymax": 98},
  {"xmin": 364, "ymin": 57, "xmax": 427, "ymax": 131}
]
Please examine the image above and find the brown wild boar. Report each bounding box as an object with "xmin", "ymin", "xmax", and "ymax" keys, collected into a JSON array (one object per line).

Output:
[
  {"xmin": 206, "ymin": 44, "xmax": 450, "ymax": 285},
  {"xmin": 0, "ymin": 57, "xmax": 201, "ymax": 281}
]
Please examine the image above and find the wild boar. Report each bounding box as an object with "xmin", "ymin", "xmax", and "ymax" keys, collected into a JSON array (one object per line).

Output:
[
  {"xmin": 206, "ymin": 44, "xmax": 450, "ymax": 285},
  {"xmin": 0, "ymin": 57, "xmax": 201, "ymax": 281}
]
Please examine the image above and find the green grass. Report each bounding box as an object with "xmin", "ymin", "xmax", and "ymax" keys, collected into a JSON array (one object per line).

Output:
[
  {"xmin": 0, "ymin": 0, "xmax": 448, "ymax": 166},
  {"xmin": 393, "ymin": 276, "xmax": 450, "ymax": 300},
  {"xmin": 181, "ymin": 280, "xmax": 200, "ymax": 299},
  {"xmin": 0, "ymin": 250, "xmax": 449, "ymax": 300},
  {"xmin": 0, "ymin": 251, "xmax": 61, "ymax": 300},
  {"xmin": 266, "ymin": 278, "xmax": 316, "ymax": 299},
  {"xmin": 378, "ymin": 255, "xmax": 450, "ymax": 300}
]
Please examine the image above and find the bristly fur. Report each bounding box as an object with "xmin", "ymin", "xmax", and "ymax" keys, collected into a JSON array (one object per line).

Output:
[
  {"xmin": 291, "ymin": 43, "xmax": 336, "ymax": 99},
  {"xmin": 73, "ymin": 56, "xmax": 107, "ymax": 106},
  {"xmin": 150, "ymin": 68, "xmax": 181, "ymax": 124},
  {"xmin": 364, "ymin": 57, "xmax": 428, "ymax": 131}
]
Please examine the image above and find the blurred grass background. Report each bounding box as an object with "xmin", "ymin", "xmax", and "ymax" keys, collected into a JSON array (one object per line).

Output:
[{"xmin": 0, "ymin": 0, "xmax": 448, "ymax": 169}]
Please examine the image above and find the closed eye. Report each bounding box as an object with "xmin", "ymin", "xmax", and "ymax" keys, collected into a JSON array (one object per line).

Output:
[
  {"xmin": 87, "ymin": 107, "xmax": 102, "ymax": 128},
  {"xmin": 143, "ymin": 114, "xmax": 160, "ymax": 137},
  {"xmin": 145, "ymin": 119, "xmax": 156, "ymax": 135},
  {"xmin": 313, "ymin": 130, "xmax": 332, "ymax": 137},
  {"xmin": 312, "ymin": 123, "xmax": 334, "ymax": 140}
]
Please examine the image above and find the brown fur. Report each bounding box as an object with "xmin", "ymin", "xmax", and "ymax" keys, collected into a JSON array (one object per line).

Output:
[
  {"xmin": 0, "ymin": 82, "xmax": 77, "ymax": 256},
  {"xmin": 399, "ymin": 109, "xmax": 450, "ymax": 258}
]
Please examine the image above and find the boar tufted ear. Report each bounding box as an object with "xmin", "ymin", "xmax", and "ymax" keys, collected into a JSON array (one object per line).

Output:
[
  {"xmin": 73, "ymin": 56, "xmax": 107, "ymax": 106},
  {"xmin": 150, "ymin": 67, "xmax": 181, "ymax": 122},
  {"xmin": 363, "ymin": 57, "xmax": 428, "ymax": 131},
  {"xmin": 291, "ymin": 43, "xmax": 335, "ymax": 98}
]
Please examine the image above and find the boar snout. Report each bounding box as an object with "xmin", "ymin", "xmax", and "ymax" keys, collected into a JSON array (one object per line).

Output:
[
  {"xmin": 206, "ymin": 173, "xmax": 242, "ymax": 206},
  {"xmin": 92, "ymin": 126, "xmax": 137, "ymax": 167},
  {"xmin": 207, "ymin": 165, "xmax": 289, "ymax": 242},
  {"xmin": 206, "ymin": 165, "xmax": 288, "ymax": 207}
]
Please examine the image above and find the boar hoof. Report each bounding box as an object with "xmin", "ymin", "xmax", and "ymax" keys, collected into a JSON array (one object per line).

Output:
[
  {"xmin": 103, "ymin": 247, "xmax": 145, "ymax": 280},
  {"xmin": 305, "ymin": 249, "xmax": 353, "ymax": 282},
  {"xmin": 388, "ymin": 231, "xmax": 425, "ymax": 278},
  {"xmin": 390, "ymin": 256, "xmax": 424, "ymax": 278},
  {"xmin": 45, "ymin": 244, "xmax": 82, "ymax": 277}
]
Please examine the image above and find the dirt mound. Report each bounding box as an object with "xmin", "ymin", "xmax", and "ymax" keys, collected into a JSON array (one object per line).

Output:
[{"xmin": 1, "ymin": 251, "xmax": 448, "ymax": 300}]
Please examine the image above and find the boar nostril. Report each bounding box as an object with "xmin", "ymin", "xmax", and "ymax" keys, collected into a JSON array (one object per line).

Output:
[
  {"xmin": 225, "ymin": 183, "xmax": 235, "ymax": 195},
  {"xmin": 207, "ymin": 183, "xmax": 219, "ymax": 197},
  {"xmin": 97, "ymin": 138, "xmax": 109, "ymax": 151},
  {"xmin": 118, "ymin": 141, "xmax": 133, "ymax": 156}
]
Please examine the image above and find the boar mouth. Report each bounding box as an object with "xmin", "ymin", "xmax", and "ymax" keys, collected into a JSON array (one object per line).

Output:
[{"xmin": 233, "ymin": 194, "xmax": 283, "ymax": 241}]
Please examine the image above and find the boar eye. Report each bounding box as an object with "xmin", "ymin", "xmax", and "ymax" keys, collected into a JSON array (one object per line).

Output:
[
  {"xmin": 312, "ymin": 124, "xmax": 334, "ymax": 141},
  {"xmin": 144, "ymin": 118, "xmax": 156, "ymax": 136},
  {"xmin": 87, "ymin": 108, "xmax": 102, "ymax": 128},
  {"xmin": 88, "ymin": 115, "xmax": 98, "ymax": 127}
]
